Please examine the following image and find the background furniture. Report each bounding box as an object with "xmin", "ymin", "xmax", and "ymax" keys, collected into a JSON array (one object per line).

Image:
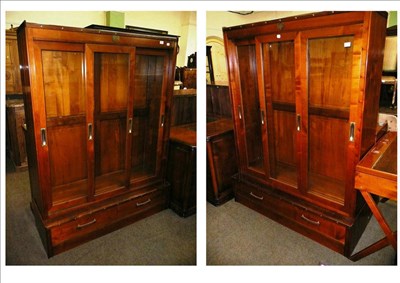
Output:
[
  {"xmin": 350, "ymin": 131, "xmax": 397, "ymax": 261},
  {"xmin": 206, "ymin": 84, "xmax": 232, "ymax": 118},
  {"xmin": 6, "ymin": 28, "xmax": 22, "ymax": 95},
  {"xmin": 6, "ymin": 100, "xmax": 28, "ymax": 171},
  {"xmin": 18, "ymin": 22, "xmax": 178, "ymax": 257},
  {"xmin": 171, "ymin": 89, "xmax": 196, "ymax": 126},
  {"xmin": 224, "ymin": 11, "xmax": 387, "ymax": 258},
  {"xmin": 207, "ymin": 118, "xmax": 237, "ymax": 206},
  {"xmin": 167, "ymin": 124, "xmax": 196, "ymax": 217}
]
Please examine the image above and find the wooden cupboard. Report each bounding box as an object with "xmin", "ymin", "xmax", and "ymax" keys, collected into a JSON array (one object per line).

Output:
[
  {"xmin": 223, "ymin": 11, "xmax": 387, "ymax": 257},
  {"xmin": 17, "ymin": 22, "xmax": 178, "ymax": 257},
  {"xmin": 6, "ymin": 99, "xmax": 28, "ymax": 171},
  {"xmin": 207, "ymin": 118, "xmax": 237, "ymax": 205},
  {"xmin": 167, "ymin": 124, "xmax": 197, "ymax": 217},
  {"xmin": 6, "ymin": 29, "xmax": 23, "ymax": 95}
]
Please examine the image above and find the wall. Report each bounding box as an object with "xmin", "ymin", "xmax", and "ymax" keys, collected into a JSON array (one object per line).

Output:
[{"xmin": 5, "ymin": 11, "xmax": 196, "ymax": 67}]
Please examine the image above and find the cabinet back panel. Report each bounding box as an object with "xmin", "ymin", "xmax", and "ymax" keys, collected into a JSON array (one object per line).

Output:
[
  {"xmin": 94, "ymin": 53, "xmax": 129, "ymax": 112},
  {"xmin": 266, "ymin": 41, "xmax": 296, "ymax": 104},
  {"xmin": 95, "ymin": 119, "xmax": 127, "ymax": 176},
  {"xmin": 131, "ymin": 54, "xmax": 164, "ymax": 178},
  {"xmin": 42, "ymin": 51, "xmax": 85, "ymax": 118},
  {"xmin": 308, "ymin": 36, "xmax": 353, "ymax": 110}
]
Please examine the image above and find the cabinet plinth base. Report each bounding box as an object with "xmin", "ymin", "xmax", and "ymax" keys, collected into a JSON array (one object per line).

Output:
[
  {"xmin": 31, "ymin": 185, "xmax": 169, "ymax": 257},
  {"xmin": 233, "ymin": 177, "xmax": 372, "ymax": 258}
]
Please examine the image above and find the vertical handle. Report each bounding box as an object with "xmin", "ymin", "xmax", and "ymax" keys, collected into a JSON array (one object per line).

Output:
[
  {"xmin": 160, "ymin": 115, "xmax": 165, "ymax": 127},
  {"xmin": 296, "ymin": 114, "xmax": 301, "ymax": 132},
  {"xmin": 88, "ymin": 123, "xmax": 93, "ymax": 140},
  {"xmin": 238, "ymin": 105, "xmax": 242, "ymax": 120},
  {"xmin": 349, "ymin": 122, "xmax": 355, "ymax": 142},
  {"xmin": 128, "ymin": 118, "xmax": 133, "ymax": 134},
  {"xmin": 40, "ymin": 128, "xmax": 47, "ymax": 146},
  {"xmin": 260, "ymin": 110, "xmax": 265, "ymax": 125}
]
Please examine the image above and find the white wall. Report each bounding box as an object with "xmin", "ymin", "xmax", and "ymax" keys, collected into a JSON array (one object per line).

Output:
[{"xmin": 5, "ymin": 11, "xmax": 196, "ymax": 67}]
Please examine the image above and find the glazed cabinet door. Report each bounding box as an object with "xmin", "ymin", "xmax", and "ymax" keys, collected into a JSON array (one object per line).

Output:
[
  {"xmin": 32, "ymin": 42, "xmax": 88, "ymax": 212},
  {"xmin": 130, "ymin": 49, "xmax": 170, "ymax": 185},
  {"xmin": 300, "ymin": 25, "xmax": 364, "ymax": 207},
  {"xmin": 230, "ymin": 41, "xmax": 266, "ymax": 178},
  {"xmin": 86, "ymin": 45, "xmax": 135, "ymax": 197},
  {"xmin": 255, "ymin": 32, "xmax": 298, "ymax": 190}
]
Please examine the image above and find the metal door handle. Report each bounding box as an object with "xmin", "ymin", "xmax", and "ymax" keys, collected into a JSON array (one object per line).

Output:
[
  {"xmin": 296, "ymin": 114, "xmax": 301, "ymax": 132},
  {"xmin": 238, "ymin": 105, "xmax": 242, "ymax": 120},
  {"xmin": 128, "ymin": 118, "xmax": 133, "ymax": 134},
  {"xmin": 160, "ymin": 115, "xmax": 165, "ymax": 127},
  {"xmin": 260, "ymin": 110, "xmax": 265, "ymax": 125},
  {"xmin": 40, "ymin": 128, "xmax": 47, "ymax": 146},
  {"xmin": 349, "ymin": 122, "xmax": 355, "ymax": 142},
  {"xmin": 76, "ymin": 218, "xmax": 97, "ymax": 229},
  {"xmin": 88, "ymin": 123, "xmax": 93, "ymax": 140}
]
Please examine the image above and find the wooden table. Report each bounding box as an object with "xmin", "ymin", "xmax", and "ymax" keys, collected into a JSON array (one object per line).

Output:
[{"xmin": 350, "ymin": 131, "xmax": 397, "ymax": 261}]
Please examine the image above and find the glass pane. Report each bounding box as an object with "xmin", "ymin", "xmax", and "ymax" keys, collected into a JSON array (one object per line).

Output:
[
  {"xmin": 237, "ymin": 45, "xmax": 264, "ymax": 173},
  {"xmin": 131, "ymin": 53, "xmax": 164, "ymax": 179},
  {"xmin": 263, "ymin": 41, "xmax": 297, "ymax": 187},
  {"xmin": 307, "ymin": 36, "xmax": 353, "ymax": 203},
  {"xmin": 42, "ymin": 50, "xmax": 87, "ymax": 205},
  {"xmin": 94, "ymin": 52, "xmax": 129, "ymax": 193}
]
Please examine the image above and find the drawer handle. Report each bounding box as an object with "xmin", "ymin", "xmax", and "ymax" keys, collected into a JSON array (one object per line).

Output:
[
  {"xmin": 136, "ymin": 198, "xmax": 151, "ymax": 207},
  {"xmin": 250, "ymin": 192, "xmax": 264, "ymax": 200},
  {"xmin": 76, "ymin": 218, "xmax": 97, "ymax": 229},
  {"xmin": 301, "ymin": 214, "xmax": 320, "ymax": 226}
]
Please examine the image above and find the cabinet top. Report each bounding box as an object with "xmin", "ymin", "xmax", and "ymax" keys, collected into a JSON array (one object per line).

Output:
[
  {"xmin": 223, "ymin": 11, "xmax": 387, "ymax": 38},
  {"xmin": 18, "ymin": 21, "xmax": 179, "ymax": 42}
]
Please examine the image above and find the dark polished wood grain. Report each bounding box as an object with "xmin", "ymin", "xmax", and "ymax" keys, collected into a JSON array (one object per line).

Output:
[
  {"xmin": 18, "ymin": 22, "xmax": 178, "ymax": 256},
  {"xmin": 224, "ymin": 11, "xmax": 388, "ymax": 258},
  {"xmin": 207, "ymin": 118, "xmax": 237, "ymax": 206},
  {"xmin": 350, "ymin": 131, "xmax": 397, "ymax": 261},
  {"xmin": 167, "ymin": 124, "xmax": 196, "ymax": 217}
]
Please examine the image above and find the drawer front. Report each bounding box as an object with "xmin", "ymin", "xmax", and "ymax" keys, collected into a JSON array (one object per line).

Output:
[
  {"xmin": 235, "ymin": 183, "xmax": 346, "ymax": 242},
  {"xmin": 50, "ymin": 189, "xmax": 167, "ymax": 246},
  {"xmin": 51, "ymin": 205, "xmax": 118, "ymax": 246},
  {"xmin": 117, "ymin": 189, "xmax": 167, "ymax": 218}
]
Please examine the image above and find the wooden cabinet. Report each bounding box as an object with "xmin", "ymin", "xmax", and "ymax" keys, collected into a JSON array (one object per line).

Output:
[
  {"xmin": 6, "ymin": 99, "xmax": 28, "ymax": 170},
  {"xmin": 6, "ymin": 29, "xmax": 23, "ymax": 95},
  {"xmin": 207, "ymin": 118, "xmax": 237, "ymax": 205},
  {"xmin": 171, "ymin": 89, "xmax": 196, "ymax": 126},
  {"xmin": 167, "ymin": 124, "xmax": 196, "ymax": 217},
  {"xmin": 17, "ymin": 22, "xmax": 178, "ymax": 256},
  {"xmin": 206, "ymin": 84, "xmax": 232, "ymax": 118},
  {"xmin": 223, "ymin": 11, "xmax": 387, "ymax": 257}
]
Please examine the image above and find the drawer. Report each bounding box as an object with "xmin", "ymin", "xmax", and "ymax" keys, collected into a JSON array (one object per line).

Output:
[
  {"xmin": 50, "ymin": 205, "xmax": 118, "ymax": 246},
  {"xmin": 117, "ymin": 189, "xmax": 167, "ymax": 218},
  {"xmin": 235, "ymin": 183, "xmax": 346, "ymax": 242}
]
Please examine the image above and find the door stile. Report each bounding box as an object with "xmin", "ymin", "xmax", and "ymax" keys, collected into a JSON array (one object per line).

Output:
[
  {"xmin": 294, "ymin": 32, "xmax": 308, "ymax": 195},
  {"xmin": 223, "ymin": 37, "xmax": 247, "ymax": 173},
  {"xmin": 85, "ymin": 44, "xmax": 95, "ymax": 200},
  {"xmin": 124, "ymin": 48, "xmax": 136, "ymax": 188},
  {"xmin": 255, "ymin": 36, "xmax": 273, "ymax": 179},
  {"xmin": 31, "ymin": 41, "xmax": 52, "ymax": 215}
]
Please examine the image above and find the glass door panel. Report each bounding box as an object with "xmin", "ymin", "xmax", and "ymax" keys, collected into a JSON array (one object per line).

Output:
[
  {"xmin": 307, "ymin": 35, "xmax": 354, "ymax": 204},
  {"xmin": 262, "ymin": 40, "xmax": 297, "ymax": 187},
  {"xmin": 93, "ymin": 52, "xmax": 130, "ymax": 194},
  {"xmin": 40, "ymin": 48, "xmax": 88, "ymax": 206},
  {"xmin": 131, "ymin": 51, "xmax": 165, "ymax": 180},
  {"xmin": 237, "ymin": 44, "xmax": 265, "ymax": 174}
]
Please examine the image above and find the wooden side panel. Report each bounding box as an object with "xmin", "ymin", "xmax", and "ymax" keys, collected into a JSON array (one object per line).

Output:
[{"xmin": 360, "ymin": 12, "xmax": 388, "ymax": 156}]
